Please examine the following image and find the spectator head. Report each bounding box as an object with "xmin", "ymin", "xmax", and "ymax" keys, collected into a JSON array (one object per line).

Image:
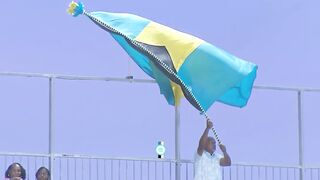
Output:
[
  {"xmin": 5, "ymin": 162, "xmax": 26, "ymax": 179},
  {"xmin": 36, "ymin": 167, "xmax": 50, "ymax": 180}
]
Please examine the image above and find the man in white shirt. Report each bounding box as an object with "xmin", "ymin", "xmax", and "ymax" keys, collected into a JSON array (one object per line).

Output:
[{"xmin": 194, "ymin": 119, "xmax": 231, "ymax": 180}]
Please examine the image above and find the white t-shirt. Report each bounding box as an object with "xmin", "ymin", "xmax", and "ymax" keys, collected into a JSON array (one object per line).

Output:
[{"xmin": 194, "ymin": 151, "xmax": 223, "ymax": 180}]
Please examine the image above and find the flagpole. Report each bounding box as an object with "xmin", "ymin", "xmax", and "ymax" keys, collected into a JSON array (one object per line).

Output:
[
  {"xmin": 68, "ymin": 2, "xmax": 221, "ymax": 144},
  {"xmin": 69, "ymin": 1, "xmax": 224, "ymax": 145}
]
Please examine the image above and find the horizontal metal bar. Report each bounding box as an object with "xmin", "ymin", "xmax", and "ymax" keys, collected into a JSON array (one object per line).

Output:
[
  {"xmin": 55, "ymin": 153, "xmax": 176, "ymax": 163},
  {"xmin": 55, "ymin": 75, "xmax": 156, "ymax": 83},
  {"xmin": 254, "ymin": 85, "xmax": 320, "ymax": 92},
  {"xmin": 180, "ymin": 159, "xmax": 301, "ymax": 169},
  {"xmin": 1, "ymin": 71, "xmax": 320, "ymax": 92},
  {"xmin": 254, "ymin": 85, "xmax": 301, "ymax": 92},
  {"xmin": 0, "ymin": 151, "xmax": 50, "ymax": 157},
  {"xmin": 231, "ymin": 162, "xmax": 301, "ymax": 169},
  {"xmin": 0, "ymin": 72, "xmax": 156, "ymax": 83},
  {"xmin": 0, "ymin": 72, "xmax": 53, "ymax": 78},
  {"xmin": 303, "ymin": 165, "xmax": 320, "ymax": 169},
  {"xmin": 1, "ymin": 151, "xmax": 320, "ymax": 170}
]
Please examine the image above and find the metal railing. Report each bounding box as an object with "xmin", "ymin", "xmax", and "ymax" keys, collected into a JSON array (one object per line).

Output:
[
  {"xmin": 1, "ymin": 152, "xmax": 320, "ymax": 180},
  {"xmin": 1, "ymin": 71, "xmax": 320, "ymax": 180}
]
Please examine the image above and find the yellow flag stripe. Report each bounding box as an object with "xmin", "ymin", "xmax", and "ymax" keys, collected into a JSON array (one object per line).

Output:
[{"xmin": 135, "ymin": 22, "xmax": 203, "ymax": 71}]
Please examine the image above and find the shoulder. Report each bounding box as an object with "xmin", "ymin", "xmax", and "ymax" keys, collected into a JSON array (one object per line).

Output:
[
  {"xmin": 195, "ymin": 151, "xmax": 201, "ymax": 158},
  {"xmin": 214, "ymin": 153, "xmax": 223, "ymax": 160},
  {"xmin": 194, "ymin": 151, "xmax": 203, "ymax": 161}
]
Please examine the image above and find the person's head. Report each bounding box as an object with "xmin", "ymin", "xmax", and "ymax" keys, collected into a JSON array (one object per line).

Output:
[
  {"xmin": 204, "ymin": 137, "xmax": 216, "ymax": 154},
  {"xmin": 36, "ymin": 167, "xmax": 50, "ymax": 180},
  {"xmin": 5, "ymin": 162, "xmax": 26, "ymax": 179}
]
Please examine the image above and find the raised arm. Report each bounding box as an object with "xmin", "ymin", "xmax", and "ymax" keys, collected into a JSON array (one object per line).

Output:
[
  {"xmin": 197, "ymin": 119, "xmax": 213, "ymax": 156},
  {"xmin": 219, "ymin": 144, "xmax": 231, "ymax": 166}
]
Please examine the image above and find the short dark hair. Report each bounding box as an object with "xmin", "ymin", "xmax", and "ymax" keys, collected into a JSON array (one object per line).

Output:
[
  {"xmin": 36, "ymin": 166, "xmax": 51, "ymax": 180},
  {"xmin": 5, "ymin": 162, "xmax": 26, "ymax": 179}
]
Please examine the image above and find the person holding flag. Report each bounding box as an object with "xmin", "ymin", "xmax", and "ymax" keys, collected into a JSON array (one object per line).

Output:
[{"xmin": 195, "ymin": 119, "xmax": 231, "ymax": 180}]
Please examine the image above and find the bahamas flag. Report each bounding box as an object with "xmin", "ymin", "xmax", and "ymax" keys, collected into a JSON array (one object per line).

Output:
[{"xmin": 68, "ymin": 2, "xmax": 257, "ymax": 112}]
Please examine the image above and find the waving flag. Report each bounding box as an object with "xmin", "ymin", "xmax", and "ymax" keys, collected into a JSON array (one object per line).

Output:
[{"xmin": 67, "ymin": 2, "xmax": 257, "ymax": 112}]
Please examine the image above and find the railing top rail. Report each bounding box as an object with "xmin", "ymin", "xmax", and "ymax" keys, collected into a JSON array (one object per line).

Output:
[
  {"xmin": 1, "ymin": 72, "xmax": 320, "ymax": 92},
  {"xmin": 0, "ymin": 72, "xmax": 155, "ymax": 83},
  {"xmin": 0, "ymin": 152, "xmax": 50, "ymax": 157},
  {"xmin": 1, "ymin": 152, "xmax": 320, "ymax": 169},
  {"xmin": 54, "ymin": 153, "xmax": 176, "ymax": 163},
  {"xmin": 304, "ymin": 166, "xmax": 320, "ymax": 169},
  {"xmin": 180, "ymin": 159, "xmax": 302, "ymax": 168},
  {"xmin": 254, "ymin": 85, "xmax": 320, "ymax": 92}
]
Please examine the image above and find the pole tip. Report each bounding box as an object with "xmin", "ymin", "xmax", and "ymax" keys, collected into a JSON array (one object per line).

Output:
[{"xmin": 67, "ymin": 1, "xmax": 85, "ymax": 17}]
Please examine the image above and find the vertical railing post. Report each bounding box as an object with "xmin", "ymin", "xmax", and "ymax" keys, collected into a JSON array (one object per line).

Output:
[
  {"xmin": 298, "ymin": 90, "xmax": 304, "ymax": 180},
  {"xmin": 49, "ymin": 77, "xmax": 55, "ymax": 179},
  {"xmin": 175, "ymin": 105, "xmax": 181, "ymax": 180}
]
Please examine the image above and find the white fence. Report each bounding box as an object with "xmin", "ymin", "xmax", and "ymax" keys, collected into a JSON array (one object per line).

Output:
[
  {"xmin": 1, "ymin": 153, "xmax": 319, "ymax": 180},
  {"xmin": 1, "ymin": 72, "xmax": 320, "ymax": 180}
]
